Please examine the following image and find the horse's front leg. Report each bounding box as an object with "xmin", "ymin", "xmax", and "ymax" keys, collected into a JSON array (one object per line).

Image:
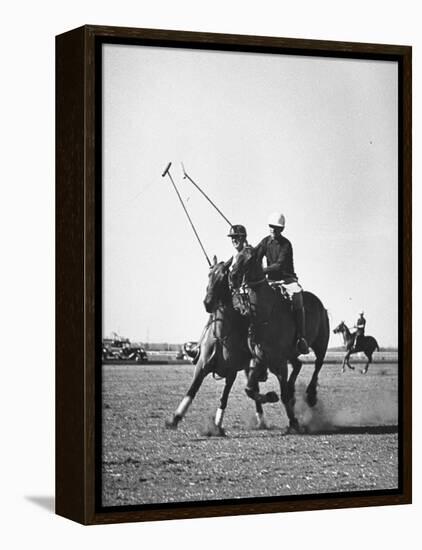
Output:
[
  {"xmin": 341, "ymin": 353, "xmax": 348, "ymax": 373},
  {"xmin": 243, "ymin": 362, "xmax": 267, "ymax": 428},
  {"xmin": 165, "ymin": 358, "xmax": 209, "ymax": 429},
  {"xmin": 346, "ymin": 351, "xmax": 355, "ymax": 370},
  {"xmin": 342, "ymin": 351, "xmax": 354, "ymax": 372},
  {"xmin": 245, "ymin": 356, "xmax": 279, "ymax": 404},
  {"xmin": 213, "ymin": 371, "xmax": 237, "ymax": 436}
]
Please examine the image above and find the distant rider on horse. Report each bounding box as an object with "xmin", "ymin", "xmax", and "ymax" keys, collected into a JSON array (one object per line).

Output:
[
  {"xmin": 255, "ymin": 212, "xmax": 309, "ymax": 355},
  {"xmin": 352, "ymin": 311, "xmax": 366, "ymax": 351}
]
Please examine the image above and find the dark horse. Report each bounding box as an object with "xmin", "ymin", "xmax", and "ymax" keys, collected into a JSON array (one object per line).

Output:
[
  {"xmin": 165, "ymin": 257, "xmax": 270, "ymax": 435},
  {"xmin": 333, "ymin": 321, "xmax": 379, "ymax": 374},
  {"xmin": 229, "ymin": 246, "xmax": 330, "ymax": 433}
]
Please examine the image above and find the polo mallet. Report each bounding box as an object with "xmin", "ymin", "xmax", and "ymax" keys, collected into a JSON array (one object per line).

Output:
[
  {"xmin": 181, "ymin": 163, "xmax": 233, "ymax": 227},
  {"xmin": 162, "ymin": 162, "xmax": 212, "ymax": 267}
]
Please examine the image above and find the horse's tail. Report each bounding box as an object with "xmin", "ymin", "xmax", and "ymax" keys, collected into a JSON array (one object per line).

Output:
[
  {"xmin": 320, "ymin": 308, "xmax": 331, "ymax": 354},
  {"xmin": 324, "ymin": 308, "xmax": 330, "ymax": 335}
]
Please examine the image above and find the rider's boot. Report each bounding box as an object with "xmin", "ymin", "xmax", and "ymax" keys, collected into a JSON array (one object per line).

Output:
[
  {"xmin": 292, "ymin": 292, "xmax": 309, "ymax": 355},
  {"xmin": 351, "ymin": 334, "xmax": 359, "ymax": 352}
]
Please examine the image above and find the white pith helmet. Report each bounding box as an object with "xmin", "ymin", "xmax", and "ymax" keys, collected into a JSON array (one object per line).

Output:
[
  {"xmin": 268, "ymin": 212, "xmax": 285, "ymax": 228},
  {"xmin": 359, "ymin": 310, "xmax": 365, "ymax": 315}
]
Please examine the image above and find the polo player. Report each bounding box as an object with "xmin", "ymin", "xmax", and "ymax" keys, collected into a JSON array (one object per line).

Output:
[
  {"xmin": 352, "ymin": 311, "xmax": 366, "ymax": 351},
  {"xmin": 187, "ymin": 224, "xmax": 249, "ymax": 365},
  {"xmin": 255, "ymin": 212, "xmax": 309, "ymax": 355},
  {"xmin": 227, "ymin": 224, "xmax": 249, "ymax": 262}
]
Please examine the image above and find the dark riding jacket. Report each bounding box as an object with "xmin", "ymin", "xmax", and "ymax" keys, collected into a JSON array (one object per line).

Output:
[
  {"xmin": 356, "ymin": 316, "xmax": 366, "ymax": 336},
  {"xmin": 255, "ymin": 235, "xmax": 298, "ymax": 284}
]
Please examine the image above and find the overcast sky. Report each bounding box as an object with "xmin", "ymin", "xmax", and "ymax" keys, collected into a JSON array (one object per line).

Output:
[{"xmin": 102, "ymin": 44, "xmax": 398, "ymax": 347}]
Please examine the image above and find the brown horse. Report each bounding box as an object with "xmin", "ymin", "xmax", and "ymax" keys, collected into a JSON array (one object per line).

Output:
[
  {"xmin": 229, "ymin": 245, "xmax": 330, "ymax": 432},
  {"xmin": 165, "ymin": 257, "xmax": 272, "ymax": 435},
  {"xmin": 333, "ymin": 321, "xmax": 379, "ymax": 374}
]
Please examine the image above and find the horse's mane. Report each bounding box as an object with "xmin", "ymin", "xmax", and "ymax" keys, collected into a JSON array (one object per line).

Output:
[
  {"xmin": 207, "ymin": 260, "xmax": 232, "ymax": 306},
  {"xmin": 231, "ymin": 244, "xmax": 265, "ymax": 285}
]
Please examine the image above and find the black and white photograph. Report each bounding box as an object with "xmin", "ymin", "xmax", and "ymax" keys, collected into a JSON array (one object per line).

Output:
[
  {"xmin": 101, "ymin": 42, "xmax": 400, "ymax": 508},
  {"xmin": 4, "ymin": 0, "xmax": 420, "ymax": 545}
]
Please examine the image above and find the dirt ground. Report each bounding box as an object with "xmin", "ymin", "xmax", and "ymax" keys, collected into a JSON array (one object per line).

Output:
[{"xmin": 101, "ymin": 362, "xmax": 398, "ymax": 507}]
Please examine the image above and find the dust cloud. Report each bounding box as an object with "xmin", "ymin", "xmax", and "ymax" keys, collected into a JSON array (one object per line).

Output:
[{"xmin": 294, "ymin": 382, "xmax": 398, "ymax": 433}]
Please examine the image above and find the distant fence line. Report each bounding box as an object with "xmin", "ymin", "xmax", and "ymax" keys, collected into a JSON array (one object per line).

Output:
[{"xmin": 105, "ymin": 349, "xmax": 398, "ymax": 365}]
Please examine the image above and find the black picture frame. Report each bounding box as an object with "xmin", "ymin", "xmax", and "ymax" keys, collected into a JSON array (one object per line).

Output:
[{"xmin": 56, "ymin": 25, "xmax": 412, "ymax": 525}]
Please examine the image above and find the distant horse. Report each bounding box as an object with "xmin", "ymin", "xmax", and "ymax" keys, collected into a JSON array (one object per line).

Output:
[
  {"xmin": 229, "ymin": 245, "xmax": 330, "ymax": 433},
  {"xmin": 333, "ymin": 321, "xmax": 379, "ymax": 374},
  {"xmin": 165, "ymin": 257, "xmax": 272, "ymax": 435}
]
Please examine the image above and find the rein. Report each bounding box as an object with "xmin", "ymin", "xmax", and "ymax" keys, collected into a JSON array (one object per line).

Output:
[
  {"xmin": 209, "ymin": 305, "xmax": 232, "ymax": 345},
  {"xmin": 235, "ymin": 280, "xmax": 275, "ymax": 332},
  {"xmin": 244, "ymin": 278, "xmax": 266, "ymax": 288}
]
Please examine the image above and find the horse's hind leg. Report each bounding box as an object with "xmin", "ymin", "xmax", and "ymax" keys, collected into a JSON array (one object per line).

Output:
[
  {"xmin": 307, "ymin": 315, "xmax": 329, "ymax": 406},
  {"xmin": 361, "ymin": 352, "xmax": 372, "ymax": 374},
  {"xmin": 213, "ymin": 372, "xmax": 237, "ymax": 436},
  {"xmin": 306, "ymin": 353, "xmax": 325, "ymax": 407},
  {"xmin": 276, "ymin": 361, "xmax": 300, "ymax": 433},
  {"xmin": 287, "ymin": 358, "xmax": 302, "ymax": 408},
  {"xmin": 165, "ymin": 360, "xmax": 209, "ymax": 429}
]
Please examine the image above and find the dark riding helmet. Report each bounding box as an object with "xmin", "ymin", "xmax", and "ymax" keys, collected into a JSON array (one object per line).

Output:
[{"xmin": 227, "ymin": 224, "xmax": 247, "ymax": 238}]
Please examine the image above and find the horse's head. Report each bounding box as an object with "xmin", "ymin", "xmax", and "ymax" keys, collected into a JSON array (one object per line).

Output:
[
  {"xmin": 203, "ymin": 256, "xmax": 232, "ymax": 313},
  {"xmin": 229, "ymin": 245, "xmax": 264, "ymax": 290},
  {"xmin": 333, "ymin": 321, "xmax": 345, "ymax": 334}
]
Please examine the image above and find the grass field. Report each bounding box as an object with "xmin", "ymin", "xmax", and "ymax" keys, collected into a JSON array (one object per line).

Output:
[{"xmin": 102, "ymin": 362, "xmax": 398, "ymax": 507}]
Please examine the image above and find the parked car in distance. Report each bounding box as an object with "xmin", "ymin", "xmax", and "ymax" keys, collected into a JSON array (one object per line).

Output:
[{"xmin": 102, "ymin": 336, "xmax": 148, "ymax": 363}]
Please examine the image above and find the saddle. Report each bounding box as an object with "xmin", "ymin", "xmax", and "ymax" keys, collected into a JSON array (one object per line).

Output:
[{"xmin": 232, "ymin": 279, "xmax": 292, "ymax": 317}]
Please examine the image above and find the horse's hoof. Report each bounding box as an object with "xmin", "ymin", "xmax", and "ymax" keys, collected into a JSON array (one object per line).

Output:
[
  {"xmin": 360, "ymin": 369, "xmax": 368, "ymax": 375},
  {"xmin": 245, "ymin": 388, "xmax": 278, "ymax": 404},
  {"xmin": 165, "ymin": 417, "xmax": 179, "ymax": 430},
  {"xmin": 264, "ymin": 391, "xmax": 279, "ymax": 404},
  {"xmin": 306, "ymin": 393, "xmax": 317, "ymax": 408},
  {"xmin": 285, "ymin": 423, "xmax": 302, "ymax": 435},
  {"xmin": 203, "ymin": 424, "xmax": 226, "ymax": 437},
  {"xmin": 256, "ymin": 419, "xmax": 268, "ymax": 430}
]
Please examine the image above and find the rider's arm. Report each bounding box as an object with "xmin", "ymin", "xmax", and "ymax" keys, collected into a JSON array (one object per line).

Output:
[{"xmin": 253, "ymin": 238, "xmax": 267, "ymax": 264}]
